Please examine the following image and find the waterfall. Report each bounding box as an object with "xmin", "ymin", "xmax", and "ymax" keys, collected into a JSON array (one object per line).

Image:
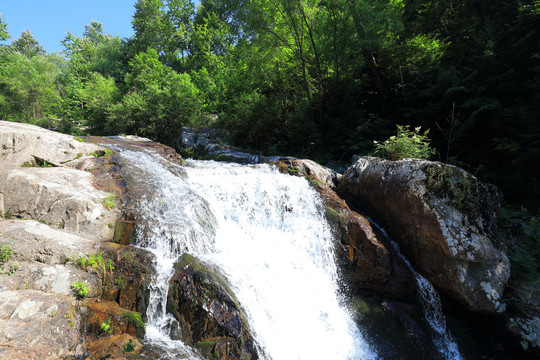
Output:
[
  {"xmin": 116, "ymin": 147, "xmax": 377, "ymax": 360},
  {"xmin": 372, "ymin": 224, "xmax": 463, "ymax": 360}
]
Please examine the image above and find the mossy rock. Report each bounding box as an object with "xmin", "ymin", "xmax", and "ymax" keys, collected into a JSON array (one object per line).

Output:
[{"xmin": 167, "ymin": 253, "xmax": 258, "ymax": 360}]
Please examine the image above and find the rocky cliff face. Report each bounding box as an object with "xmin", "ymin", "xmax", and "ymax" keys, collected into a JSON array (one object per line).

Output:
[
  {"xmin": 338, "ymin": 156, "xmax": 510, "ymax": 313},
  {"xmin": 0, "ymin": 121, "xmax": 147, "ymax": 359}
]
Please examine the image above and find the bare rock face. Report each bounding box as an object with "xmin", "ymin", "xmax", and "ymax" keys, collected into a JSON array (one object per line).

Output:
[
  {"xmin": 0, "ymin": 220, "xmax": 99, "ymax": 264},
  {"xmin": 0, "ymin": 120, "xmax": 103, "ymax": 169},
  {"xmin": 0, "ymin": 121, "xmax": 117, "ymax": 240},
  {"xmin": 0, "ymin": 121, "xmax": 127, "ymax": 358},
  {"xmin": 1, "ymin": 168, "xmax": 115, "ymax": 240},
  {"xmin": 338, "ymin": 156, "xmax": 510, "ymax": 313},
  {"xmin": 0, "ymin": 290, "xmax": 84, "ymax": 360}
]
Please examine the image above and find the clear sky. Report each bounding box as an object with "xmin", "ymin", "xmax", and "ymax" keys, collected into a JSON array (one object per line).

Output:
[{"xmin": 0, "ymin": 1, "xmax": 137, "ymax": 53}]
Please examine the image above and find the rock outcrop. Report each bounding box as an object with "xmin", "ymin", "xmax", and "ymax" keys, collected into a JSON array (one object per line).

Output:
[
  {"xmin": 338, "ymin": 156, "xmax": 510, "ymax": 313},
  {"xmin": 0, "ymin": 290, "xmax": 85, "ymax": 360},
  {"xmin": 0, "ymin": 120, "xmax": 103, "ymax": 168},
  {"xmin": 1, "ymin": 168, "xmax": 116, "ymax": 239},
  {"xmin": 167, "ymin": 253, "xmax": 258, "ymax": 360},
  {"xmin": 273, "ymin": 159, "xmax": 340, "ymax": 189},
  {"xmin": 0, "ymin": 121, "xmax": 144, "ymax": 359},
  {"xmin": 178, "ymin": 126, "xmax": 281, "ymax": 164}
]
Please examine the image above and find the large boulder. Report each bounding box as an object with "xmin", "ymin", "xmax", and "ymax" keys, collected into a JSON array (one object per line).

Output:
[
  {"xmin": 338, "ymin": 156, "xmax": 510, "ymax": 313},
  {"xmin": 316, "ymin": 183, "xmax": 414, "ymax": 297},
  {"xmin": 167, "ymin": 253, "xmax": 258, "ymax": 360}
]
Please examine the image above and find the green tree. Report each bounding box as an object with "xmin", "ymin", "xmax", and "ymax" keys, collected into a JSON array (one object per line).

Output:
[
  {"xmin": 62, "ymin": 21, "xmax": 127, "ymax": 83},
  {"xmin": 0, "ymin": 14, "xmax": 9, "ymax": 42},
  {"xmin": 11, "ymin": 30, "xmax": 45, "ymax": 57},
  {"xmin": 60, "ymin": 22, "xmax": 126, "ymax": 129},
  {"xmin": 109, "ymin": 49, "xmax": 201, "ymax": 145},
  {"xmin": 0, "ymin": 52, "xmax": 63, "ymax": 123},
  {"xmin": 130, "ymin": 0, "xmax": 196, "ymax": 70}
]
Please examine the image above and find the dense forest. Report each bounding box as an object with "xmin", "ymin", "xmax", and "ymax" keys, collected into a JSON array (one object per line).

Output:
[{"xmin": 0, "ymin": 0, "xmax": 539, "ymax": 212}]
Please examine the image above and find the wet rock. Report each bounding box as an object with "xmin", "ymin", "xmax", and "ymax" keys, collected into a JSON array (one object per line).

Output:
[
  {"xmin": 83, "ymin": 299, "xmax": 145, "ymax": 338},
  {"xmin": 90, "ymin": 136, "xmax": 185, "ymax": 166},
  {"xmin": 167, "ymin": 253, "xmax": 258, "ymax": 360},
  {"xmin": 203, "ymin": 143, "xmax": 281, "ymax": 164},
  {"xmin": 507, "ymin": 316, "xmax": 540, "ymax": 355},
  {"xmin": 100, "ymin": 243, "xmax": 155, "ymax": 313},
  {"xmin": 273, "ymin": 159, "xmax": 341, "ymax": 189},
  {"xmin": 317, "ymin": 184, "xmax": 414, "ymax": 297},
  {"xmin": 381, "ymin": 300, "xmax": 442, "ymax": 359},
  {"xmin": 338, "ymin": 156, "xmax": 510, "ymax": 313}
]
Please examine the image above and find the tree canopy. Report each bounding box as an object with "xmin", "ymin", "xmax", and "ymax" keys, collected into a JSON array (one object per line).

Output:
[{"xmin": 0, "ymin": 0, "xmax": 538, "ymax": 210}]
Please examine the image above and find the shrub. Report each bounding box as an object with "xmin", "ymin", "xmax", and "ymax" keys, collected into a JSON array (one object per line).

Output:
[{"xmin": 374, "ymin": 125, "xmax": 436, "ymax": 160}]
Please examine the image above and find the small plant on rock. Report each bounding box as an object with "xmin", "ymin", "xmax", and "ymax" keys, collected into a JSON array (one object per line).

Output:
[
  {"xmin": 102, "ymin": 193, "xmax": 117, "ymax": 210},
  {"xmin": 122, "ymin": 339, "xmax": 136, "ymax": 353},
  {"xmin": 100, "ymin": 316, "xmax": 114, "ymax": 334},
  {"xmin": 0, "ymin": 243, "xmax": 12, "ymax": 265},
  {"xmin": 72, "ymin": 281, "xmax": 89, "ymax": 299}
]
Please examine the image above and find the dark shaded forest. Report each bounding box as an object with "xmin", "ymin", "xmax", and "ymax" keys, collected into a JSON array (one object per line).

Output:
[{"xmin": 1, "ymin": 0, "xmax": 539, "ymax": 211}]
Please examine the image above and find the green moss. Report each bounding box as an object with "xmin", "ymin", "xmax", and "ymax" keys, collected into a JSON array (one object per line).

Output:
[
  {"xmin": 288, "ymin": 166, "xmax": 299, "ymax": 174},
  {"xmin": 21, "ymin": 160, "xmax": 37, "ymax": 167},
  {"xmin": 425, "ymin": 164, "xmax": 479, "ymax": 217},
  {"xmin": 121, "ymin": 312, "xmax": 146, "ymax": 337},
  {"xmin": 102, "ymin": 193, "xmax": 117, "ymax": 210},
  {"xmin": 307, "ymin": 177, "xmax": 324, "ymax": 188},
  {"xmin": 114, "ymin": 275, "xmax": 127, "ymax": 289},
  {"xmin": 196, "ymin": 341, "xmax": 217, "ymax": 359}
]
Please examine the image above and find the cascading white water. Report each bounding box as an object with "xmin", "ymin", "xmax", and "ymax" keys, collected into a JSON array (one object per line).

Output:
[
  {"xmin": 117, "ymin": 148, "xmax": 377, "ymax": 360},
  {"xmin": 185, "ymin": 160, "xmax": 376, "ymax": 360},
  {"xmin": 118, "ymin": 148, "xmax": 214, "ymax": 359},
  {"xmin": 385, "ymin": 237, "xmax": 463, "ymax": 360}
]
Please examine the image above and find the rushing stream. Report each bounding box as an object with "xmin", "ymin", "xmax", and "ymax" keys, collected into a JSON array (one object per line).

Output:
[{"xmin": 116, "ymin": 147, "xmax": 377, "ymax": 360}]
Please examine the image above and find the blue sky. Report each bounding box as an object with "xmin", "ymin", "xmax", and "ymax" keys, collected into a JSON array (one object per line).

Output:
[{"xmin": 1, "ymin": 1, "xmax": 137, "ymax": 53}]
